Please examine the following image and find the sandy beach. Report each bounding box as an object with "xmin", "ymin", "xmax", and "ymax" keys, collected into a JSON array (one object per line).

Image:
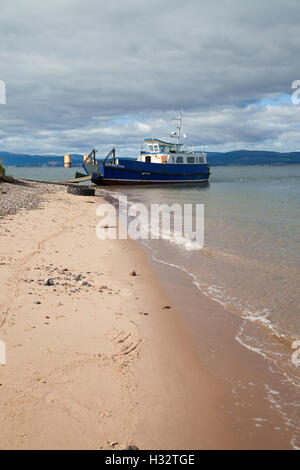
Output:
[{"xmin": 0, "ymin": 181, "xmax": 239, "ymax": 450}]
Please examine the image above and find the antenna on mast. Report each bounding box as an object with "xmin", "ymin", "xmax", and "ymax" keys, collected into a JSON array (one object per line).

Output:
[
  {"xmin": 170, "ymin": 111, "xmax": 183, "ymax": 144},
  {"xmin": 176, "ymin": 111, "xmax": 182, "ymax": 144}
]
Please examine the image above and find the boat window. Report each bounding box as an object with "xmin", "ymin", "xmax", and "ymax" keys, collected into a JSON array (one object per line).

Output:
[
  {"xmin": 146, "ymin": 155, "xmax": 151, "ymax": 163},
  {"xmin": 160, "ymin": 146, "xmax": 165, "ymax": 152},
  {"xmin": 148, "ymin": 145, "xmax": 154, "ymax": 152},
  {"xmin": 154, "ymin": 145, "xmax": 159, "ymax": 152},
  {"xmin": 187, "ymin": 157, "xmax": 195, "ymax": 164},
  {"xmin": 176, "ymin": 156, "xmax": 184, "ymax": 163}
]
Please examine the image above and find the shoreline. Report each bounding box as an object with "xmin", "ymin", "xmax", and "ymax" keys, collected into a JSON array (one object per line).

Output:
[
  {"xmin": 97, "ymin": 181, "xmax": 300, "ymax": 449},
  {"xmin": 0, "ymin": 184, "xmax": 240, "ymax": 449},
  {"xmin": 148, "ymin": 257, "xmax": 299, "ymax": 449}
]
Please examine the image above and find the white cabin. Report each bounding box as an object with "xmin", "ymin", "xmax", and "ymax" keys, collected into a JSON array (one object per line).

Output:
[{"xmin": 137, "ymin": 139, "xmax": 207, "ymax": 164}]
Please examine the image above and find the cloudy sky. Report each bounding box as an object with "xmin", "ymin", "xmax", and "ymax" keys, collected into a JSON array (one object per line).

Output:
[{"xmin": 0, "ymin": 0, "xmax": 300, "ymax": 156}]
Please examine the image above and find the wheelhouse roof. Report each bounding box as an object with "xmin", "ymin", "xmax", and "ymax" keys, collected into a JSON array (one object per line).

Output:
[{"xmin": 144, "ymin": 138, "xmax": 182, "ymax": 146}]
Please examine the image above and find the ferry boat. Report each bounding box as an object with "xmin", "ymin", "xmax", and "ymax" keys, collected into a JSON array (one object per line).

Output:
[{"xmin": 87, "ymin": 113, "xmax": 210, "ymax": 186}]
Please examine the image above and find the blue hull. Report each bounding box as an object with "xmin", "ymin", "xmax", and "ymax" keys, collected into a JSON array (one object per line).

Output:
[{"xmin": 91, "ymin": 159, "xmax": 210, "ymax": 185}]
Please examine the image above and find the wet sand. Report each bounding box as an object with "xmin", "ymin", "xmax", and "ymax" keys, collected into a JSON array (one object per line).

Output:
[
  {"xmin": 0, "ymin": 187, "xmax": 239, "ymax": 449},
  {"xmin": 152, "ymin": 260, "xmax": 299, "ymax": 449}
]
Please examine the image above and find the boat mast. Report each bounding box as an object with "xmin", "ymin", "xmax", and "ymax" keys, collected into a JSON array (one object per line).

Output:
[{"xmin": 176, "ymin": 112, "xmax": 182, "ymax": 145}]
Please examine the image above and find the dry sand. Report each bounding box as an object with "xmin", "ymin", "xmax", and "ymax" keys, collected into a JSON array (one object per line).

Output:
[{"xmin": 0, "ymin": 187, "xmax": 239, "ymax": 450}]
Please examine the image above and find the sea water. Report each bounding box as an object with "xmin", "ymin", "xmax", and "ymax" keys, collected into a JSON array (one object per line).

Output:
[{"xmin": 109, "ymin": 166, "xmax": 300, "ymax": 339}]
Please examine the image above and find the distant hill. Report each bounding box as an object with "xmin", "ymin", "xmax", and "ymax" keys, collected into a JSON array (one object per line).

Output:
[
  {"xmin": 0, "ymin": 150, "xmax": 300, "ymax": 167},
  {"xmin": 206, "ymin": 150, "xmax": 300, "ymax": 166},
  {"xmin": 0, "ymin": 152, "xmax": 83, "ymax": 167}
]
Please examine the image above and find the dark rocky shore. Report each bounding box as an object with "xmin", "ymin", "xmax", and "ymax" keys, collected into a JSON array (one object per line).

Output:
[{"xmin": 0, "ymin": 179, "xmax": 63, "ymax": 218}]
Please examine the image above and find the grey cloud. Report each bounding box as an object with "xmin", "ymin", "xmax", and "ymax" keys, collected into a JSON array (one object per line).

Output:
[{"xmin": 0, "ymin": 0, "xmax": 300, "ymax": 153}]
